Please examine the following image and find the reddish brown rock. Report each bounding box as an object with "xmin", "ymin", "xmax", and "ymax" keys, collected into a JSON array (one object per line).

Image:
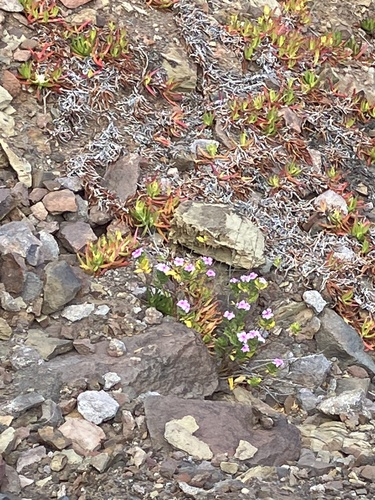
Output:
[
  {"xmin": 29, "ymin": 188, "xmax": 48, "ymax": 203},
  {"xmin": 347, "ymin": 365, "xmax": 370, "ymax": 379},
  {"xmin": 0, "ymin": 252, "xmax": 26, "ymax": 294},
  {"xmin": 30, "ymin": 201, "xmax": 48, "ymax": 221},
  {"xmin": 73, "ymin": 339, "xmax": 96, "ymax": 355},
  {"xmin": 37, "ymin": 426, "xmax": 72, "ymax": 450},
  {"xmin": 13, "ymin": 49, "xmax": 31, "ymax": 62},
  {"xmin": 42, "ymin": 190, "xmax": 77, "ymax": 214},
  {"xmin": 1, "ymin": 70, "xmax": 21, "ymax": 97},
  {"xmin": 58, "ymin": 221, "xmax": 97, "ymax": 252}
]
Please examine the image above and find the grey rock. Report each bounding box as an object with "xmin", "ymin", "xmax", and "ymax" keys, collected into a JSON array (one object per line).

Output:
[
  {"xmin": 57, "ymin": 176, "xmax": 82, "ymax": 192},
  {"xmin": 0, "ymin": 86, "xmax": 13, "ymax": 109},
  {"xmin": 297, "ymin": 448, "xmax": 334, "ymax": 476},
  {"xmin": 0, "ymin": 220, "xmax": 43, "ymax": 266},
  {"xmin": 94, "ymin": 305, "xmax": 110, "ymax": 316},
  {"xmin": 297, "ymin": 388, "xmax": 321, "ymax": 415},
  {"xmin": 0, "ymin": 290, "xmax": 26, "ymax": 312},
  {"xmin": 64, "ymin": 194, "xmax": 89, "ymax": 222},
  {"xmin": 15, "ymin": 321, "xmax": 219, "ymax": 401},
  {"xmin": 26, "ymin": 329, "xmax": 73, "ymax": 360},
  {"xmin": 42, "ymin": 261, "xmax": 82, "ymax": 314},
  {"xmin": 103, "ymin": 372, "xmax": 121, "ymax": 390},
  {"xmin": 61, "ymin": 303, "xmax": 95, "ymax": 322},
  {"xmin": 314, "ymin": 189, "xmax": 348, "ymax": 215},
  {"xmin": 22, "ymin": 272, "xmax": 43, "ymax": 303},
  {"xmin": 0, "ymin": 0, "xmax": 23, "ymax": 12},
  {"xmin": 38, "ymin": 231, "xmax": 59, "ymax": 261},
  {"xmin": 0, "ymin": 188, "xmax": 16, "ymax": 220},
  {"xmin": 145, "ymin": 395, "xmax": 301, "ymax": 466},
  {"xmin": 16, "ymin": 446, "xmax": 46, "ymax": 473},
  {"xmin": 316, "ymin": 309, "xmax": 375, "ymax": 375},
  {"xmin": 9, "ymin": 345, "xmax": 42, "ymax": 369},
  {"xmin": 287, "ymin": 354, "xmax": 332, "ymax": 389},
  {"xmin": 303, "ymin": 290, "xmax": 327, "ymax": 314},
  {"xmin": 170, "ymin": 201, "xmax": 265, "ymax": 269},
  {"xmin": 4, "ymin": 393, "xmax": 45, "ymax": 415},
  {"xmin": 77, "ymin": 390, "xmax": 120, "ymax": 424},
  {"xmin": 317, "ymin": 390, "xmax": 372, "ymax": 418},
  {"xmin": 88, "ymin": 204, "xmax": 112, "ymax": 225},
  {"xmin": 107, "ymin": 338, "xmax": 127, "ymax": 357},
  {"xmin": 103, "ymin": 153, "xmax": 140, "ymax": 203},
  {"xmin": 40, "ymin": 399, "xmax": 63, "ymax": 427}
]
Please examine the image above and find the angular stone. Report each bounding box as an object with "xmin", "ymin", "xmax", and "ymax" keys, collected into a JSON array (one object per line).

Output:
[
  {"xmin": 317, "ymin": 390, "xmax": 370, "ymax": 418},
  {"xmin": 314, "ymin": 189, "xmax": 348, "ymax": 215},
  {"xmin": 0, "ymin": 85, "xmax": 12, "ymax": 110},
  {"xmin": 89, "ymin": 204, "xmax": 112, "ymax": 225},
  {"xmin": 0, "ymin": 220, "xmax": 43, "ymax": 266},
  {"xmin": 58, "ymin": 418, "xmax": 105, "ymax": 456},
  {"xmin": 73, "ymin": 338, "xmax": 96, "ymax": 355},
  {"xmin": 58, "ymin": 221, "xmax": 96, "ymax": 253},
  {"xmin": 59, "ymin": 0, "xmax": 91, "ymax": 8},
  {"xmin": 103, "ymin": 153, "xmax": 140, "ymax": 203},
  {"xmin": 0, "ymin": 188, "xmax": 16, "ymax": 220},
  {"xmin": 0, "ymin": 252, "xmax": 26, "ymax": 294},
  {"xmin": 170, "ymin": 201, "xmax": 265, "ymax": 269},
  {"xmin": 29, "ymin": 187, "xmax": 48, "ymax": 203},
  {"xmin": 145, "ymin": 395, "xmax": 301, "ymax": 466},
  {"xmin": 316, "ymin": 309, "xmax": 375, "ymax": 375},
  {"xmin": 107, "ymin": 338, "xmax": 127, "ymax": 357},
  {"xmin": 0, "ymin": 290, "xmax": 26, "ymax": 311},
  {"xmin": 164, "ymin": 416, "xmax": 213, "ymax": 460},
  {"xmin": 42, "ymin": 189, "xmax": 77, "ymax": 214},
  {"xmin": 40, "ymin": 399, "xmax": 63, "ymax": 427},
  {"xmin": 37, "ymin": 426, "xmax": 71, "ymax": 450},
  {"xmin": 361, "ymin": 465, "xmax": 375, "ymax": 481},
  {"xmin": 103, "ymin": 372, "xmax": 121, "ymax": 390},
  {"xmin": 77, "ymin": 390, "xmax": 120, "ymax": 424},
  {"xmin": 5, "ymin": 393, "xmax": 45, "ymax": 415},
  {"xmin": 122, "ymin": 410, "xmax": 136, "ymax": 440},
  {"xmin": 63, "ymin": 195, "xmax": 89, "ymax": 223},
  {"xmin": 286, "ymin": 354, "xmax": 332, "ymax": 390},
  {"xmin": 16, "ymin": 446, "xmax": 46, "ymax": 473},
  {"xmin": 0, "ymin": 427, "xmax": 16, "ymax": 454},
  {"xmin": 9, "ymin": 345, "xmax": 41, "ymax": 369},
  {"xmin": 0, "ymin": 317, "xmax": 12, "ymax": 340},
  {"xmin": 16, "ymin": 321, "xmax": 219, "ymax": 401},
  {"xmin": 0, "ymin": 140, "xmax": 32, "ymax": 187},
  {"xmin": 22, "ymin": 272, "xmax": 43, "ymax": 303},
  {"xmin": 220, "ymin": 462, "xmax": 239, "ymax": 474},
  {"xmin": 26, "ymin": 329, "xmax": 73, "ymax": 361},
  {"xmin": 297, "ymin": 448, "xmax": 334, "ymax": 476},
  {"xmin": 38, "ymin": 231, "xmax": 59, "ymax": 261},
  {"xmin": 0, "ymin": 111, "xmax": 15, "ymax": 137},
  {"xmin": 30, "ymin": 201, "xmax": 48, "ymax": 221},
  {"xmin": 234, "ymin": 440, "xmax": 258, "ymax": 460},
  {"xmin": 61, "ymin": 302, "xmax": 95, "ymax": 322},
  {"xmin": 42, "ymin": 261, "xmax": 82, "ymax": 314},
  {"xmin": 303, "ymin": 290, "xmax": 327, "ymax": 314},
  {"xmin": 50, "ymin": 452, "xmax": 67, "ymax": 472}
]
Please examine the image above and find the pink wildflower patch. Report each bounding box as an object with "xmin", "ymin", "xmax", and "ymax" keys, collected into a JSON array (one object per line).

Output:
[
  {"xmin": 184, "ymin": 263, "xmax": 195, "ymax": 272},
  {"xmin": 174, "ymin": 257, "xmax": 184, "ymax": 266},
  {"xmin": 272, "ymin": 358, "xmax": 284, "ymax": 368}
]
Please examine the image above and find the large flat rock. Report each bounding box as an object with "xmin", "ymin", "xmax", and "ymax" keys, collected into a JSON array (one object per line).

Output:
[{"xmin": 170, "ymin": 201, "xmax": 265, "ymax": 269}]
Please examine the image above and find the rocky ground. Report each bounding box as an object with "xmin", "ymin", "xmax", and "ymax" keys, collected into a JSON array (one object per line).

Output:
[{"xmin": 2, "ymin": 0, "xmax": 375, "ymax": 499}]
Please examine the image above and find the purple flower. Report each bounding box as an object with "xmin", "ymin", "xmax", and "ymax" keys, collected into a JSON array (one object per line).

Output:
[
  {"xmin": 202, "ymin": 256, "xmax": 213, "ymax": 266},
  {"xmin": 241, "ymin": 343, "xmax": 250, "ymax": 353},
  {"xmin": 248, "ymin": 272, "xmax": 258, "ymax": 280},
  {"xmin": 184, "ymin": 263, "xmax": 195, "ymax": 273},
  {"xmin": 273, "ymin": 358, "xmax": 284, "ymax": 368},
  {"xmin": 132, "ymin": 248, "xmax": 143, "ymax": 259},
  {"xmin": 229, "ymin": 278, "xmax": 239, "ymax": 283},
  {"xmin": 156, "ymin": 263, "xmax": 171, "ymax": 273},
  {"xmin": 223, "ymin": 311, "xmax": 235, "ymax": 321},
  {"xmin": 236, "ymin": 300, "xmax": 251, "ymax": 311},
  {"xmin": 247, "ymin": 329, "xmax": 260, "ymax": 339},
  {"xmin": 262, "ymin": 308, "xmax": 273, "ymax": 320},
  {"xmin": 174, "ymin": 257, "xmax": 184, "ymax": 266},
  {"xmin": 206, "ymin": 269, "xmax": 216, "ymax": 277},
  {"xmin": 177, "ymin": 300, "xmax": 191, "ymax": 314},
  {"xmin": 237, "ymin": 331, "xmax": 249, "ymax": 343}
]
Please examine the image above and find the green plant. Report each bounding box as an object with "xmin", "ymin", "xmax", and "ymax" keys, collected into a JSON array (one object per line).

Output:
[
  {"xmin": 205, "ymin": 142, "xmax": 219, "ymax": 157},
  {"xmin": 18, "ymin": 61, "xmax": 65, "ymax": 99},
  {"xmin": 351, "ymin": 219, "xmax": 371, "ymax": 242},
  {"xmin": 202, "ymin": 111, "xmax": 215, "ymax": 127},
  {"xmin": 301, "ymin": 69, "xmax": 319, "ymax": 92},
  {"xmin": 70, "ymin": 29, "xmax": 98, "ymax": 57},
  {"xmin": 77, "ymin": 231, "xmax": 138, "ymax": 276},
  {"xmin": 289, "ymin": 321, "xmax": 301, "ymax": 335},
  {"xmin": 361, "ymin": 18, "xmax": 375, "ymax": 35},
  {"xmin": 20, "ymin": 0, "xmax": 61, "ymax": 24}
]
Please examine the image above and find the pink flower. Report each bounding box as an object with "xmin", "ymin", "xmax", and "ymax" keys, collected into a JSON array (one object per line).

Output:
[
  {"xmin": 262, "ymin": 308, "xmax": 273, "ymax": 320},
  {"xmin": 223, "ymin": 311, "xmax": 235, "ymax": 320},
  {"xmin": 247, "ymin": 329, "xmax": 260, "ymax": 339},
  {"xmin": 273, "ymin": 358, "xmax": 284, "ymax": 368},
  {"xmin": 240, "ymin": 274, "xmax": 253, "ymax": 282},
  {"xmin": 202, "ymin": 256, "xmax": 213, "ymax": 266},
  {"xmin": 174, "ymin": 257, "xmax": 184, "ymax": 266},
  {"xmin": 177, "ymin": 300, "xmax": 191, "ymax": 314},
  {"xmin": 206, "ymin": 269, "xmax": 216, "ymax": 277},
  {"xmin": 156, "ymin": 263, "xmax": 171, "ymax": 273},
  {"xmin": 241, "ymin": 343, "xmax": 250, "ymax": 353},
  {"xmin": 132, "ymin": 248, "xmax": 143, "ymax": 259},
  {"xmin": 236, "ymin": 300, "xmax": 251, "ymax": 311},
  {"xmin": 257, "ymin": 334, "xmax": 265, "ymax": 343},
  {"xmin": 237, "ymin": 331, "xmax": 249, "ymax": 343},
  {"xmin": 184, "ymin": 263, "xmax": 195, "ymax": 272},
  {"xmin": 230, "ymin": 278, "xmax": 238, "ymax": 283},
  {"xmin": 248, "ymin": 272, "xmax": 258, "ymax": 280}
]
